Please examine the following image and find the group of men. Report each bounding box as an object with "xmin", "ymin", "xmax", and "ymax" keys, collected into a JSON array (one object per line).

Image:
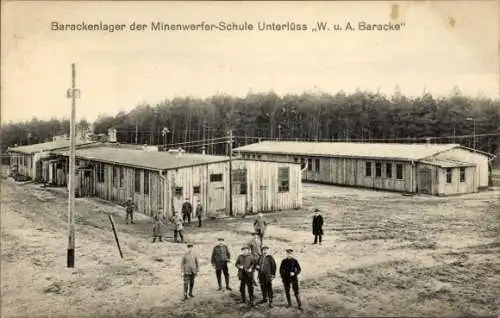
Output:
[
  {"xmin": 124, "ymin": 196, "xmax": 326, "ymax": 311},
  {"xmin": 180, "ymin": 210, "xmax": 325, "ymax": 311},
  {"xmin": 180, "ymin": 198, "xmax": 204, "ymax": 227},
  {"xmin": 182, "ymin": 237, "xmax": 303, "ymax": 310},
  {"xmin": 123, "ymin": 197, "xmax": 204, "ymax": 244},
  {"xmin": 126, "ymin": 196, "xmax": 324, "ymax": 247}
]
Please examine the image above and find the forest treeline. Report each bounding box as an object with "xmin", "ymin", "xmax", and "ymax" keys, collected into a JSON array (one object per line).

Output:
[{"xmin": 2, "ymin": 90, "xmax": 500, "ymax": 156}]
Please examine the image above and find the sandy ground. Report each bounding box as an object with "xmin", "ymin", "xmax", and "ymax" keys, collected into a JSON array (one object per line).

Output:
[{"xmin": 1, "ymin": 172, "xmax": 499, "ymax": 318}]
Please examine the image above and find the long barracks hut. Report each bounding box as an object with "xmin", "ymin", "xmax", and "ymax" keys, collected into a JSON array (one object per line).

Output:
[
  {"xmin": 7, "ymin": 139, "xmax": 97, "ymax": 182},
  {"xmin": 53, "ymin": 145, "xmax": 302, "ymax": 218},
  {"xmin": 233, "ymin": 141, "xmax": 496, "ymax": 196}
]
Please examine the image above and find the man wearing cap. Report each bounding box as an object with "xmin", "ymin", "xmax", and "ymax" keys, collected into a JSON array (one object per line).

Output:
[
  {"xmin": 124, "ymin": 197, "xmax": 136, "ymax": 224},
  {"xmin": 256, "ymin": 246, "xmax": 277, "ymax": 308},
  {"xmin": 181, "ymin": 243, "xmax": 199, "ymax": 300},
  {"xmin": 312, "ymin": 208, "xmax": 324, "ymax": 245},
  {"xmin": 211, "ymin": 238, "xmax": 232, "ymax": 291},
  {"xmin": 248, "ymin": 232, "xmax": 262, "ymax": 286},
  {"xmin": 235, "ymin": 246, "xmax": 256, "ymax": 306},
  {"xmin": 279, "ymin": 249, "xmax": 303, "ymax": 310},
  {"xmin": 182, "ymin": 198, "xmax": 193, "ymax": 225}
]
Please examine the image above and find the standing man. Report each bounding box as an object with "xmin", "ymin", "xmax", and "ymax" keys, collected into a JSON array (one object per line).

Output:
[
  {"xmin": 235, "ymin": 246, "xmax": 255, "ymax": 306},
  {"xmin": 182, "ymin": 198, "xmax": 193, "ymax": 225},
  {"xmin": 211, "ymin": 238, "xmax": 232, "ymax": 291},
  {"xmin": 124, "ymin": 197, "xmax": 135, "ymax": 224},
  {"xmin": 170, "ymin": 211, "xmax": 184, "ymax": 243},
  {"xmin": 253, "ymin": 213, "xmax": 267, "ymax": 243},
  {"xmin": 248, "ymin": 232, "xmax": 262, "ymax": 286},
  {"xmin": 181, "ymin": 243, "xmax": 199, "ymax": 300},
  {"xmin": 195, "ymin": 200, "xmax": 203, "ymax": 227},
  {"xmin": 279, "ymin": 249, "xmax": 303, "ymax": 311},
  {"xmin": 256, "ymin": 246, "xmax": 277, "ymax": 308},
  {"xmin": 152, "ymin": 214, "xmax": 166, "ymax": 243},
  {"xmin": 312, "ymin": 208, "xmax": 324, "ymax": 245}
]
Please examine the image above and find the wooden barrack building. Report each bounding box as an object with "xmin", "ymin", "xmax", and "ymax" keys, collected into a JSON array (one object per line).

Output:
[
  {"xmin": 7, "ymin": 140, "xmax": 97, "ymax": 182},
  {"xmin": 234, "ymin": 141, "xmax": 496, "ymax": 196},
  {"xmin": 52, "ymin": 145, "xmax": 302, "ymax": 218}
]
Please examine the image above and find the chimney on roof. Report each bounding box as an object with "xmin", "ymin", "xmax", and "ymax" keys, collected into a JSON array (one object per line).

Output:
[
  {"xmin": 107, "ymin": 128, "xmax": 117, "ymax": 143},
  {"xmin": 426, "ymin": 138, "xmax": 431, "ymax": 145}
]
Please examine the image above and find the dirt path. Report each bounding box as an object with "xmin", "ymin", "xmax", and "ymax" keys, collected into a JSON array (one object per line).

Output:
[{"xmin": 2, "ymin": 180, "xmax": 499, "ymax": 317}]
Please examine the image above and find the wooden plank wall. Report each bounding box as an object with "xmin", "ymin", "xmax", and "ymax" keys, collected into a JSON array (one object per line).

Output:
[
  {"xmin": 41, "ymin": 160, "xmax": 50, "ymax": 182},
  {"xmin": 436, "ymin": 165, "xmax": 476, "ymax": 195},
  {"xmin": 434, "ymin": 148, "xmax": 489, "ymax": 188},
  {"xmin": 240, "ymin": 152, "xmax": 414, "ymax": 193},
  {"xmin": 166, "ymin": 160, "xmax": 302, "ymax": 219},
  {"xmin": 231, "ymin": 160, "xmax": 302, "ymax": 216},
  {"xmin": 76, "ymin": 160, "xmax": 164, "ymax": 217},
  {"xmin": 45, "ymin": 154, "xmax": 304, "ymax": 219},
  {"xmin": 165, "ymin": 161, "xmax": 228, "ymax": 219},
  {"xmin": 415, "ymin": 163, "xmax": 439, "ymax": 195},
  {"xmin": 12, "ymin": 153, "xmax": 34, "ymax": 178},
  {"xmin": 56, "ymin": 158, "xmax": 69, "ymax": 187},
  {"xmin": 354, "ymin": 159, "xmax": 413, "ymax": 192}
]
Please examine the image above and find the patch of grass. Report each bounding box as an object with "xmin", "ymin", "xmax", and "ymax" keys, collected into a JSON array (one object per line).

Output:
[
  {"xmin": 392, "ymin": 239, "xmax": 438, "ymax": 250},
  {"xmin": 342, "ymin": 232, "xmax": 399, "ymax": 241},
  {"xmin": 462, "ymin": 241, "xmax": 500, "ymax": 255}
]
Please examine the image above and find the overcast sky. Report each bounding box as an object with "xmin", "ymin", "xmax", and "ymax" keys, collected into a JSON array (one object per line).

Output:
[{"xmin": 2, "ymin": 0, "xmax": 498, "ymax": 123}]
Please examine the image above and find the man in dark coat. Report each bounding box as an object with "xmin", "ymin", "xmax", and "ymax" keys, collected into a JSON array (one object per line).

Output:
[
  {"xmin": 235, "ymin": 246, "xmax": 256, "ymax": 306},
  {"xmin": 248, "ymin": 232, "xmax": 262, "ymax": 286},
  {"xmin": 211, "ymin": 238, "xmax": 232, "ymax": 291},
  {"xmin": 279, "ymin": 249, "xmax": 303, "ymax": 310},
  {"xmin": 312, "ymin": 208, "xmax": 324, "ymax": 244},
  {"xmin": 182, "ymin": 198, "xmax": 193, "ymax": 225},
  {"xmin": 195, "ymin": 200, "xmax": 203, "ymax": 227},
  {"xmin": 256, "ymin": 246, "xmax": 277, "ymax": 308}
]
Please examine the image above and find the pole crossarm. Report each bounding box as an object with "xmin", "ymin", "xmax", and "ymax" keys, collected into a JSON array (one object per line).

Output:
[{"xmin": 66, "ymin": 89, "xmax": 81, "ymax": 99}]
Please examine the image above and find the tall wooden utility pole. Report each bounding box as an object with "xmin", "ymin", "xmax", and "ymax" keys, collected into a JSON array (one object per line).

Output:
[
  {"xmin": 201, "ymin": 124, "xmax": 206, "ymax": 155},
  {"xmin": 66, "ymin": 63, "xmax": 79, "ymax": 268},
  {"xmin": 135, "ymin": 124, "xmax": 138, "ymax": 144},
  {"xmin": 228, "ymin": 129, "xmax": 234, "ymax": 217},
  {"xmin": 162, "ymin": 127, "xmax": 169, "ymax": 151}
]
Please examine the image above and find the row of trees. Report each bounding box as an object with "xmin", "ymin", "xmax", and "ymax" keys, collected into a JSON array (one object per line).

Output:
[
  {"xmin": 92, "ymin": 89, "xmax": 500, "ymax": 155},
  {"xmin": 2, "ymin": 89, "xmax": 500, "ymax": 156}
]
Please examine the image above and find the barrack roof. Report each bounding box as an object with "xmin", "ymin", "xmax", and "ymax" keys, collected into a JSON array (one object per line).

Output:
[
  {"xmin": 419, "ymin": 158, "xmax": 475, "ymax": 168},
  {"xmin": 8, "ymin": 140, "xmax": 98, "ymax": 154},
  {"xmin": 234, "ymin": 141, "xmax": 461, "ymax": 161},
  {"xmin": 56, "ymin": 146, "xmax": 230, "ymax": 170}
]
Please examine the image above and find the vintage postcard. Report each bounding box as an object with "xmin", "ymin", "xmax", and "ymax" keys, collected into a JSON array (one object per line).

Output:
[{"xmin": 1, "ymin": 1, "xmax": 499, "ymax": 317}]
